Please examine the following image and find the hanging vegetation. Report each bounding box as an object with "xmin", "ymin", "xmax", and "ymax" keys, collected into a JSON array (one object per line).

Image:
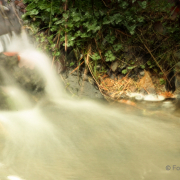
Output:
[{"xmin": 22, "ymin": 0, "xmax": 180, "ymax": 87}]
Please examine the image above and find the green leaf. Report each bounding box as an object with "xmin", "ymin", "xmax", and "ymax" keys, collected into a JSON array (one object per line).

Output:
[
  {"xmin": 29, "ymin": 9, "xmax": 39, "ymax": 15},
  {"xmin": 70, "ymin": 62, "xmax": 75, "ymax": 66},
  {"xmin": 140, "ymin": 65, "xmax": 145, "ymax": 69},
  {"xmin": 63, "ymin": 13, "xmax": 69, "ymax": 19},
  {"xmin": 113, "ymin": 44, "xmax": 123, "ymax": 51},
  {"xmin": 138, "ymin": 1, "xmax": 147, "ymax": 9},
  {"xmin": 105, "ymin": 50, "xmax": 116, "ymax": 62},
  {"xmin": 121, "ymin": 1, "xmax": 129, "ymax": 9},
  {"xmin": 55, "ymin": 52, "xmax": 60, "ymax": 56},
  {"xmin": 103, "ymin": 17, "xmax": 111, "ymax": 25},
  {"xmin": 55, "ymin": 19, "xmax": 64, "ymax": 24},
  {"xmin": 159, "ymin": 78, "xmax": 165, "ymax": 85},
  {"xmin": 127, "ymin": 66, "xmax": 136, "ymax": 70},
  {"xmin": 147, "ymin": 61, "xmax": 151, "ymax": 66},
  {"xmin": 91, "ymin": 53, "xmax": 101, "ymax": 61},
  {"xmin": 122, "ymin": 69, "xmax": 128, "ymax": 74},
  {"xmin": 137, "ymin": 16, "xmax": 144, "ymax": 22}
]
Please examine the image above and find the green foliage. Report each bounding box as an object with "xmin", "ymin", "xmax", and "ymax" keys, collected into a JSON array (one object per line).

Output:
[
  {"xmin": 23, "ymin": 0, "xmax": 148, "ymax": 55},
  {"xmin": 105, "ymin": 50, "xmax": 116, "ymax": 62},
  {"xmin": 113, "ymin": 44, "xmax": 123, "ymax": 52},
  {"xmin": 127, "ymin": 66, "xmax": 136, "ymax": 70},
  {"xmin": 122, "ymin": 69, "xmax": 127, "ymax": 74},
  {"xmin": 159, "ymin": 78, "xmax": 166, "ymax": 85},
  {"xmin": 23, "ymin": 0, "xmax": 180, "ymax": 76},
  {"xmin": 140, "ymin": 65, "xmax": 145, "ymax": 69},
  {"xmin": 70, "ymin": 62, "xmax": 75, "ymax": 66},
  {"xmin": 91, "ymin": 53, "xmax": 101, "ymax": 61}
]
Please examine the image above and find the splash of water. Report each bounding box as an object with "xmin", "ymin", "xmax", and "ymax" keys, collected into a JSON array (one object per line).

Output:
[
  {"xmin": 0, "ymin": 32, "xmax": 179, "ymax": 180},
  {"xmin": 0, "ymin": 34, "xmax": 11, "ymax": 53}
]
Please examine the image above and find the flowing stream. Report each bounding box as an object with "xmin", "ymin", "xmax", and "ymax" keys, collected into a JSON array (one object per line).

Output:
[{"xmin": 0, "ymin": 33, "xmax": 179, "ymax": 180}]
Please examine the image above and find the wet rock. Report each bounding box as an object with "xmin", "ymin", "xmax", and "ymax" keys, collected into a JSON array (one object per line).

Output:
[
  {"xmin": 0, "ymin": 53, "xmax": 45, "ymax": 92},
  {"xmin": 55, "ymin": 60, "xmax": 64, "ymax": 74},
  {"xmin": 153, "ymin": 21, "xmax": 165, "ymax": 34},
  {"xmin": 0, "ymin": 89, "xmax": 11, "ymax": 109},
  {"xmin": 139, "ymin": 71, "xmax": 156, "ymax": 95},
  {"xmin": 107, "ymin": 69, "xmax": 111, "ymax": 77},
  {"xmin": 139, "ymin": 88, "xmax": 147, "ymax": 95},
  {"xmin": 14, "ymin": 0, "xmax": 27, "ymax": 13},
  {"xmin": 110, "ymin": 73, "xmax": 116, "ymax": 80},
  {"xmin": 129, "ymin": 86, "xmax": 137, "ymax": 93},
  {"xmin": 148, "ymin": 87, "xmax": 156, "ymax": 94},
  {"xmin": 117, "ymin": 65, "xmax": 126, "ymax": 73},
  {"xmin": 82, "ymin": 74, "xmax": 89, "ymax": 81},
  {"xmin": 0, "ymin": 1, "xmax": 22, "ymax": 36},
  {"xmin": 124, "ymin": 53, "xmax": 133, "ymax": 61},
  {"xmin": 117, "ymin": 74, "xmax": 123, "ymax": 80},
  {"xmin": 111, "ymin": 61, "xmax": 119, "ymax": 72},
  {"xmin": 140, "ymin": 71, "xmax": 145, "ymax": 76},
  {"xmin": 61, "ymin": 69, "xmax": 103, "ymax": 99},
  {"xmin": 165, "ymin": 70, "xmax": 175, "ymax": 92},
  {"xmin": 174, "ymin": 51, "xmax": 180, "ymax": 60}
]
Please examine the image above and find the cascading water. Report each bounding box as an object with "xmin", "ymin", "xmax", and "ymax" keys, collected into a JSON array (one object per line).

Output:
[
  {"xmin": 0, "ymin": 34, "xmax": 11, "ymax": 52},
  {"xmin": 0, "ymin": 32, "xmax": 179, "ymax": 180}
]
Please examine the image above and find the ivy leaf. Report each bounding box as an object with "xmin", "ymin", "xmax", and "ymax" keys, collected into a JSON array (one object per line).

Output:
[
  {"xmin": 103, "ymin": 17, "xmax": 111, "ymax": 24},
  {"xmin": 109, "ymin": 14, "xmax": 123, "ymax": 24},
  {"xmin": 55, "ymin": 52, "xmax": 60, "ymax": 56},
  {"xmin": 105, "ymin": 50, "xmax": 116, "ymax": 62},
  {"xmin": 55, "ymin": 19, "xmax": 64, "ymax": 24},
  {"xmin": 138, "ymin": 1, "xmax": 147, "ymax": 9},
  {"xmin": 121, "ymin": 1, "xmax": 129, "ymax": 9},
  {"xmin": 39, "ymin": 4, "xmax": 50, "ymax": 10},
  {"xmin": 93, "ymin": 26, "xmax": 101, "ymax": 33},
  {"xmin": 105, "ymin": 34, "xmax": 115, "ymax": 44},
  {"xmin": 70, "ymin": 62, "xmax": 75, "ymax": 66},
  {"xmin": 53, "ymin": 18, "xmax": 58, "ymax": 21},
  {"xmin": 140, "ymin": 65, "xmax": 145, "ymax": 69},
  {"xmin": 73, "ymin": 16, "xmax": 81, "ymax": 22},
  {"xmin": 126, "ymin": 24, "xmax": 137, "ymax": 35},
  {"xmin": 99, "ymin": 10, "xmax": 105, "ymax": 16},
  {"xmin": 159, "ymin": 78, "xmax": 165, "ymax": 85},
  {"xmin": 29, "ymin": 9, "xmax": 39, "ymax": 15},
  {"xmin": 74, "ymin": 30, "xmax": 82, "ymax": 37},
  {"xmin": 63, "ymin": 13, "xmax": 69, "ymax": 19},
  {"xmin": 137, "ymin": 16, "xmax": 144, "ymax": 22},
  {"xmin": 51, "ymin": 26, "xmax": 58, "ymax": 32},
  {"xmin": 113, "ymin": 44, "xmax": 123, "ymax": 51},
  {"xmin": 90, "ymin": 53, "xmax": 101, "ymax": 61},
  {"xmin": 80, "ymin": 33, "xmax": 89, "ymax": 38},
  {"xmin": 147, "ymin": 61, "xmax": 151, "ymax": 66},
  {"xmin": 69, "ymin": 36, "xmax": 76, "ymax": 41},
  {"xmin": 122, "ymin": 69, "xmax": 128, "ymax": 74}
]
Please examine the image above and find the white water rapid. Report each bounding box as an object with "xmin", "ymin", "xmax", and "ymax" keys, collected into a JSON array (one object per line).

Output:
[{"xmin": 0, "ymin": 32, "xmax": 179, "ymax": 180}]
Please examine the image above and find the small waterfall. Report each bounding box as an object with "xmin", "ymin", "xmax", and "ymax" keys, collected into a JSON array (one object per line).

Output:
[
  {"xmin": 0, "ymin": 31, "xmax": 179, "ymax": 180},
  {"xmin": 0, "ymin": 34, "xmax": 11, "ymax": 53}
]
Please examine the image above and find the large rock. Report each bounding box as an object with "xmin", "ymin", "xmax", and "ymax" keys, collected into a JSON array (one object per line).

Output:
[
  {"xmin": 0, "ymin": 53, "xmax": 45, "ymax": 91},
  {"xmin": 0, "ymin": 0, "xmax": 22, "ymax": 36},
  {"xmin": 61, "ymin": 69, "xmax": 104, "ymax": 99}
]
